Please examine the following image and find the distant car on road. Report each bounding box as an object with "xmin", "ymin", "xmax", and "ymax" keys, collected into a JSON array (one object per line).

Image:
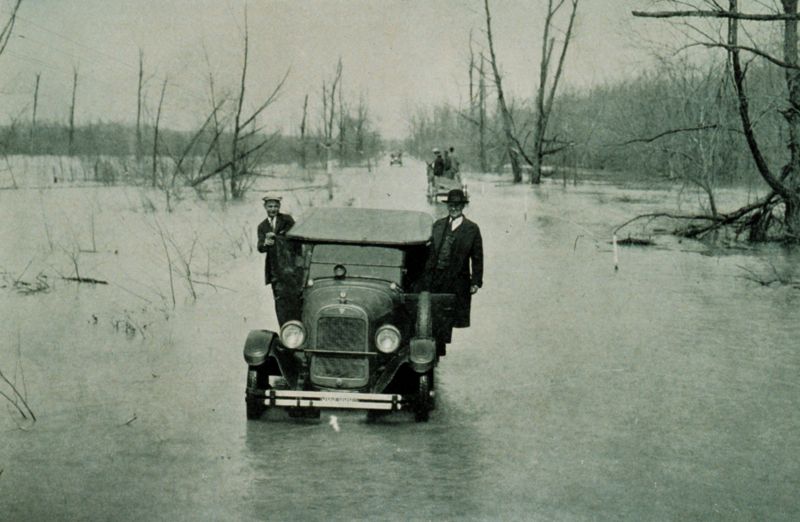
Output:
[
  {"xmin": 389, "ymin": 151, "xmax": 403, "ymax": 166},
  {"xmin": 243, "ymin": 207, "xmax": 454, "ymax": 422}
]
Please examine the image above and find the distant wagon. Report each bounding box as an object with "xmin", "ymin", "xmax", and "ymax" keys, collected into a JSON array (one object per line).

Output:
[
  {"xmin": 243, "ymin": 207, "xmax": 455, "ymax": 422},
  {"xmin": 426, "ymin": 163, "xmax": 467, "ymax": 203},
  {"xmin": 389, "ymin": 151, "xmax": 403, "ymax": 166}
]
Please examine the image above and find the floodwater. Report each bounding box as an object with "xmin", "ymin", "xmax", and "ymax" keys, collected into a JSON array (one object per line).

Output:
[{"xmin": 1, "ymin": 158, "xmax": 799, "ymax": 521}]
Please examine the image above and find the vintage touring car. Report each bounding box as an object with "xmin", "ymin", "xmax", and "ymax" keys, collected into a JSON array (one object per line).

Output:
[{"xmin": 243, "ymin": 207, "xmax": 454, "ymax": 422}]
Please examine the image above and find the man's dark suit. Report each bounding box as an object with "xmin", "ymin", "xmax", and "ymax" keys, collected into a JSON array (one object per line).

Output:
[
  {"xmin": 424, "ymin": 216, "xmax": 483, "ymax": 344},
  {"xmin": 257, "ymin": 213, "xmax": 295, "ymax": 284},
  {"xmin": 257, "ymin": 212, "xmax": 296, "ymax": 324}
]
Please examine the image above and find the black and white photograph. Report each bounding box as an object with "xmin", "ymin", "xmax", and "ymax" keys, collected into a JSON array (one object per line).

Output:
[{"xmin": 1, "ymin": 1, "xmax": 799, "ymax": 520}]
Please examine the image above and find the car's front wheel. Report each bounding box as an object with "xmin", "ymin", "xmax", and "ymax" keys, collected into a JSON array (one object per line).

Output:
[
  {"xmin": 414, "ymin": 372, "xmax": 434, "ymax": 422},
  {"xmin": 246, "ymin": 366, "xmax": 269, "ymax": 420}
]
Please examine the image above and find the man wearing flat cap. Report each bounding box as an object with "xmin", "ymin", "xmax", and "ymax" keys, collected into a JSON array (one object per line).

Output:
[
  {"xmin": 257, "ymin": 194, "xmax": 296, "ymax": 325},
  {"xmin": 431, "ymin": 148, "xmax": 445, "ymax": 178},
  {"xmin": 424, "ymin": 189, "xmax": 483, "ymax": 356}
]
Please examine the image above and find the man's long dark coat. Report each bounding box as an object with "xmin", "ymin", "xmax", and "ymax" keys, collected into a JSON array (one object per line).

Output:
[
  {"xmin": 257, "ymin": 212, "xmax": 295, "ymax": 285},
  {"xmin": 424, "ymin": 216, "xmax": 483, "ymax": 335},
  {"xmin": 432, "ymin": 155, "xmax": 445, "ymax": 177}
]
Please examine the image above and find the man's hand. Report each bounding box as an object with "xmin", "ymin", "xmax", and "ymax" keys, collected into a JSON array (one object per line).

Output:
[
  {"xmin": 470, "ymin": 285, "xmax": 479, "ymax": 295},
  {"xmin": 265, "ymin": 232, "xmax": 276, "ymax": 246}
]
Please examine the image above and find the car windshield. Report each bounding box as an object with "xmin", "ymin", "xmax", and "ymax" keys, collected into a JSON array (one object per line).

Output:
[{"xmin": 308, "ymin": 244, "xmax": 404, "ymax": 283}]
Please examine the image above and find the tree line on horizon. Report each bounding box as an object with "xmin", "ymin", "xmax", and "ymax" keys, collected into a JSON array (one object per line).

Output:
[
  {"xmin": 405, "ymin": 57, "xmax": 783, "ymax": 188},
  {"xmin": 406, "ymin": 0, "xmax": 800, "ymax": 242}
]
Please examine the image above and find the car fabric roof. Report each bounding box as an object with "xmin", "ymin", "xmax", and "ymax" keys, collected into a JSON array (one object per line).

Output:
[{"xmin": 287, "ymin": 207, "xmax": 433, "ymax": 245}]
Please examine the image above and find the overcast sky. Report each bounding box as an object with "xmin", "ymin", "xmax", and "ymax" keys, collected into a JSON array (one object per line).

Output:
[{"xmin": 0, "ymin": 0, "xmax": 706, "ymax": 139}]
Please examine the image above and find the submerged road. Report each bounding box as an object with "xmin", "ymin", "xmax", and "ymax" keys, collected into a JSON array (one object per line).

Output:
[{"xmin": 2, "ymin": 158, "xmax": 799, "ymax": 520}]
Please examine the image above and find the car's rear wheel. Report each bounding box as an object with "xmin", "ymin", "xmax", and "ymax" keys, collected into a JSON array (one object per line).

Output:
[{"xmin": 246, "ymin": 366, "xmax": 268, "ymax": 420}]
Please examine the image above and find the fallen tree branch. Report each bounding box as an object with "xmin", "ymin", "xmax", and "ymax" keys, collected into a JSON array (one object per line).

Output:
[
  {"xmin": 632, "ymin": 10, "xmax": 800, "ymax": 21},
  {"xmin": 614, "ymin": 193, "xmax": 783, "ymax": 239},
  {"xmin": 614, "ymin": 212, "xmax": 719, "ymax": 235},
  {"xmin": 0, "ymin": 367, "xmax": 36, "ymax": 422},
  {"xmin": 62, "ymin": 276, "xmax": 108, "ymax": 285}
]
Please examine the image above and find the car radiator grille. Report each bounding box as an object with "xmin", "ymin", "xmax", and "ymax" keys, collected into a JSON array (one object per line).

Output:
[{"xmin": 312, "ymin": 316, "xmax": 368, "ymax": 382}]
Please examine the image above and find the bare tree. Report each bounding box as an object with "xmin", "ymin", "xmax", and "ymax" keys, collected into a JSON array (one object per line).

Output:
[
  {"xmin": 136, "ymin": 48, "xmax": 144, "ymax": 161},
  {"xmin": 158, "ymin": 98, "xmax": 225, "ymax": 211},
  {"xmin": 299, "ymin": 93, "xmax": 309, "ymax": 169},
  {"xmin": 68, "ymin": 67, "xmax": 78, "ymax": 156},
  {"xmin": 633, "ymin": 0, "xmax": 800, "ymax": 240},
  {"xmin": 0, "ymin": 0, "xmax": 22, "ymax": 57},
  {"xmin": 320, "ymin": 59, "xmax": 343, "ymax": 146},
  {"xmin": 190, "ymin": 11, "xmax": 289, "ymax": 199},
  {"xmin": 227, "ymin": 8, "xmax": 289, "ymax": 198},
  {"xmin": 29, "ymin": 72, "xmax": 39, "ymax": 152},
  {"xmin": 478, "ymin": 53, "xmax": 488, "ymax": 172},
  {"xmin": 337, "ymin": 82, "xmax": 347, "ymax": 163},
  {"xmin": 152, "ymin": 76, "xmax": 167, "ymax": 188},
  {"xmin": 484, "ymin": 0, "xmax": 521, "ymax": 181},
  {"xmin": 527, "ymin": 0, "xmax": 579, "ymax": 184}
]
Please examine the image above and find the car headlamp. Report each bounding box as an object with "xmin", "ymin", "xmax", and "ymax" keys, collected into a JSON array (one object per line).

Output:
[
  {"xmin": 280, "ymin": 320, "xmax": 306, "ymax": 349},
  {"xmin": 375, "ymin": 325, "xmax": 401, "ymax": 354}
]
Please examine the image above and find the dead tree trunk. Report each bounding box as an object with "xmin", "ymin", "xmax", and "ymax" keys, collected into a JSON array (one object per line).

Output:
[
  {"xmin": 152, "ymin": 77, "xmax": 167, "ymax": 188},
  {"xmin": 30, "ymin": 73, "xmax": 40, "ymax": 153},
  {"xmin": 300, "ymin": 93, "xmax": 308, "ymax": 169},
  {"xmin": 0, "ymin": 0, "xmax": 22, "ymax": 57},
  {"xmin": 479, "ymin": 54, "xmax": 488, "ymax": 172},
  {"xmin": 530, "ymin": 0, "xmax": 579, "ymax": 184},
  {"xmin": 205, "ymin": 72, "xmax": 228, "ymax": 200},
  {"xmin": 484, "ymin": 0, "xmax": 521, "ymax": 181},
  {"xmin": 779, "ymin": 0, "xmax": 800, "ymax": 234},
  {"xmin": 229, "ymin": 10, "xmax": 249, "ymax": 199},
  {"xmin": 68, "ymin": 67, "xmax": 78, "ymax": 157},
  {"xmin": 338, "ymin": 84, "xmax": 346, "ymax": 165},
  {"xmin": 136, "ymin": 49, "xmax": 144, "ymax": 162}
]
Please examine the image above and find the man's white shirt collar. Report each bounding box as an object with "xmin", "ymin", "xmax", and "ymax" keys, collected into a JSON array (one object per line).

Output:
[{"xmin": 450, "ymin": 216, "xmax": 463, "ymax": 230}]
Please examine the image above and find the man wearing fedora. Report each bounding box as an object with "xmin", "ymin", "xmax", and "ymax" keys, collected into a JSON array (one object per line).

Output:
[
  {"xmin": 424, "ymin": 189, "xmax": 483, "ymax": 356},
  {"xmin": 257, "ymin": 194, "xmax": 296, "ymax": 325}
]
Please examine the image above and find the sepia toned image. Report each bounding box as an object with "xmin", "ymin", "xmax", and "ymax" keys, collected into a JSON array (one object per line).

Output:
[{"xmin": 2, "ymin": 1, "xmax": 799, "ymax": 520}]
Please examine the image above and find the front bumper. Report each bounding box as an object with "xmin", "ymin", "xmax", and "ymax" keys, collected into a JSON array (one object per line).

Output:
[{"xmin": 249, "ymin": 388, "xmax": 404, "ymax": 411}]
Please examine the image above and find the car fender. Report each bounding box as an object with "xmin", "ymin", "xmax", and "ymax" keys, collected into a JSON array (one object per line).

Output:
[{"xmin": 243, "ymin": 329, "xmax": 277, "ymax": 366}]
